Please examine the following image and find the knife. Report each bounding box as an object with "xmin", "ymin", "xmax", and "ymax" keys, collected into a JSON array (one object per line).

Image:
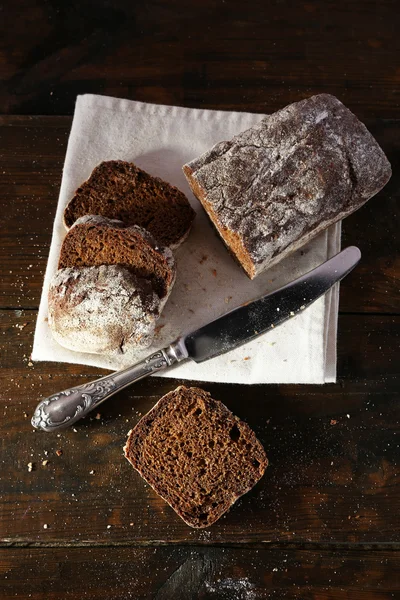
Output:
[{"xmin": 32, "ymin": 246, "xmax": 361, "ymax": 432}]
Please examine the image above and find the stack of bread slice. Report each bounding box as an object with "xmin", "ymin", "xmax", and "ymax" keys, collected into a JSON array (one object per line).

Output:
[{"xmin": 48, "ymin": 161, "xmax": 195, "ymax": 357}]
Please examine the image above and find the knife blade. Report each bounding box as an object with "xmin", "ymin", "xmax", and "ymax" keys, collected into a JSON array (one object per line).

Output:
[
  {"xmin": 185, "ymin": 245, "xmax": 361, "ymax": 362},
  {"xmin": 32, "ymin": 246, "xmax": 360, "ymax": 431}
]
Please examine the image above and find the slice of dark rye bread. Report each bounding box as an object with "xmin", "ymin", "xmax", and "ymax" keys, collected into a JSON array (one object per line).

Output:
[
  {"xmin": 124, "ymin": 386, "xmax": 268, "ymax": 528},
  {"xmin": 63, "ymin": 160, "xmax": 196, "ymax": 248},
  {"xmin": 58, "ymin": 215, "xmax": 175, "ymax": 299}
]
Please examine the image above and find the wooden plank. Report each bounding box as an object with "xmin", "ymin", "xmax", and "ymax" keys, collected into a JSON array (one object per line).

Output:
[
  {"xmin": 0, "ymin": 546, "xmax": 399, "ymax": 599},
  {"xmin": 0, "ymin": 309, "xmax": 399, "ymax": 544},
  {"xmin": 341, "ymin": 120, "xmax": 400, "ymax": 314},
  {"xmin": 0, "ymin": 117, "xmax": 68, "ymax": 310},
  {"xmin": 0, "ymin": 0, "xmax": 400, "ymax": 118},
  {"xmin": 0, "ymin": 116, "xmax": 398, "ymax": 313}
]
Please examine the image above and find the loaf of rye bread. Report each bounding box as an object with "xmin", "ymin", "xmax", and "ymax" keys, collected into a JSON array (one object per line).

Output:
[
  {"xmin": 183, "ymin": 94, "xmax": 392, "ymax": 278},
  {"xmin": 48, "ymin": 215, "xmax": 176, "ymax": 355},
  {"xmin": 63, "ymin": 160, "xmax": 196, "ymax": 248},
  {"xmin": 124, "ymin": 386, "xmax": 268, "ymax": 528}
]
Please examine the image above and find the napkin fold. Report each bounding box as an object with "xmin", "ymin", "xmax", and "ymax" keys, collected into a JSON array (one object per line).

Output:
[{"xmin": 32, "ymin": 94, "xmax": 341, "ymax": 384}]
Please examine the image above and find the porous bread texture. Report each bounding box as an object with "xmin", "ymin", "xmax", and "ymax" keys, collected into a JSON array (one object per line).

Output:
[
  {"xmin": 58, "ymin": 215, "xmax": 176, "ymax": 299},
  {"xmin": 183, "ymin": 94, "xmax": 392, "ymax": 278},
  {"xmin": 48, "ymin": 265, "xmax": 162, "ymax": 354},
  {"xmin": 63, "ymin": 160, "xmax": 196, "ymax": 248},
  {"xmin": 124, "ymin": 386, "xmax": 268, "ymax": 528}
]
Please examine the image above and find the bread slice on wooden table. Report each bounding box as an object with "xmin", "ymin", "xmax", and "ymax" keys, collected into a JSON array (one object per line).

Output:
[
  {"xmin": 58, "ymin": 215, "xmax": 175, "ymax": 300},
  {"xmin": 48, "ymin": 265, "xmax": 162, "ymax": 355},
  {"xmin": 183, "ymin": 93, "xmax": 392, "ymax": 279},
  {"xmin": 124, "ymin": 386, "xmax": 268, "ymax": 528},
  {"xmin": 48, "ymin": 215, "xmax": 176, "ymax": 355},
  {"xmin": 63, "ymin": 160, "xmax": 196, "ymax": 248}
]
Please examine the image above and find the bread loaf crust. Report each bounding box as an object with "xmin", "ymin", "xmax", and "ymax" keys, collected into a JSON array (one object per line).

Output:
[
  {"xmin": 183, "ymin": 94, "xmax": 392, "ymax": 278},
  {"xmin": 48, "ymin": 265, "xmax": 162, "ymax": 355}
]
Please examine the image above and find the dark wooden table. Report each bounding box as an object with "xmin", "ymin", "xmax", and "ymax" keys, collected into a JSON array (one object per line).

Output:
[{"xmin": 1, "ymin": 1, "xmax": 399, "ymax": 598}]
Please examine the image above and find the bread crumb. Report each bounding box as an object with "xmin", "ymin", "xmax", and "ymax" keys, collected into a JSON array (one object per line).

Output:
[
  {"xmin": 330, "ymin": 419, "xmax": 338, "ymax": 426},
  {"xmin": 89, "ymin": 470, "xmax": 95, "ymax": 475},
  {"xmin": 130, "ymin": 522, "xmax": 134, "ymax": 526},
  {"xmin": 23, "ymin": 412, "xmax": 28, "ymax": 418},
  {"xmin": 43, "ymin": 524, "xmax": 49, "ymax": 529},
  {"xmin": 28, "ymin": 361, "xmax": 33, "ymax": 367},
  {"xmin": 27, "ymin": 462, "xmax": 34, "ymax": 472},
  {"xmin": 300, "ymin": 305, "xmax": 306, "ymax": 310},
  {"xmin": 107, "ymin": 525, "xmax": 111, "ymax": 529},
  {"xmin": 55, "ymin": 449, "xmax": 63, "ymax": 457},
  {"xmin": 42, "ymin": 460, "xmax": 49, "ymax": 466},
  {"xmin": 290, "ymin": 311, "xmax": 295, "ymax": 316},
  {"xmin": 95, "ymin": 413, "xmax": 101, "ymax": 420},
  {"xmin": 243, "ymin": 356, "xmax": 251, "ymax": 361}
]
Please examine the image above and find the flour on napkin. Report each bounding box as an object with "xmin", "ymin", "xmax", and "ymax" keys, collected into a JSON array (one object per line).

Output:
[{"xmin": 32, "ymin": 94, "xmax": 341, "ymax": 383}]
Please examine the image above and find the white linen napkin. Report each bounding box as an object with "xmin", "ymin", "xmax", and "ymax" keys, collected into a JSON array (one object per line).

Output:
[{"xmin": 32, "ymin": 94, "xmax": 341, "ymax": 384}]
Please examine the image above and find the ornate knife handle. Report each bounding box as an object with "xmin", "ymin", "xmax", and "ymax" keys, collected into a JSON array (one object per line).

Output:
[{"xmin": 31, "ymin": 339, "xmax": 188, "ymax": 432}]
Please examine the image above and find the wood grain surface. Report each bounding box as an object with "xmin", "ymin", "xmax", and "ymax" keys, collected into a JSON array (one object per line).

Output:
[
  {"xmin": 0, "ymin": 0, "xmax": 399, "ymax": 119},
  {"xmin": 1, "ymin": 1, "xmax": 399, "ymax": 598},
  {"xmin": 1, "ymin": 547, "xmax": 399, "ymax": 600}
]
